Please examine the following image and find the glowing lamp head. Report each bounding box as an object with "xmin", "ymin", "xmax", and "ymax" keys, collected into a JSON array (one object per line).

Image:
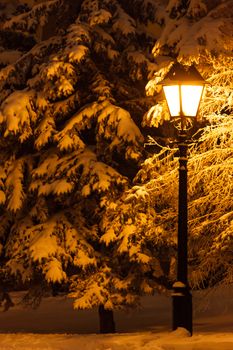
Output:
[{"xmin": 161, "ymin": 63, "xmax": 206, "ymax": 118}]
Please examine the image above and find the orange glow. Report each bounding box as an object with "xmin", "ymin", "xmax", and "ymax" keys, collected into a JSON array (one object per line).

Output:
[
  {"xmin": 181, "ymin": 85, "xmax": 203, "ymax": 116},
  {"xmin": 163, "ymin": 85, "xmax": 180, "ymax": 116},
  {"xmin": 163, "ymin": 85, "xmax": 204, "ymax": 117}
]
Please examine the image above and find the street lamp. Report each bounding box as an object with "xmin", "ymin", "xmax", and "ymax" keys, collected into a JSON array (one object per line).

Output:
[{"xmin": 161, "ymin": 63, "xmax": 206, "ymax": 335}]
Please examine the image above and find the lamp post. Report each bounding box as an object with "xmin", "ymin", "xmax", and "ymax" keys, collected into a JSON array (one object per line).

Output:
[{"xmin": 161, "ymin": 63, "xmax": 206, "ymax": 335}]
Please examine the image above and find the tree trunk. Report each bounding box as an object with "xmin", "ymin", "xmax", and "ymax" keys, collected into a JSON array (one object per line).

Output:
[{"xmin": 98, "ymin": 305, "xmax": 116, "ymax": 334}]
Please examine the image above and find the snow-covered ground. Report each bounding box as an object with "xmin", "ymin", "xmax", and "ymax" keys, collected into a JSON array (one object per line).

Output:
[
  {"xmin": 0, "ymin": 329, "xmax": 233, "ymax": 350},
  {"xmin": 0, "ymin": 286, "xmax": 232, "ymax": 349}
]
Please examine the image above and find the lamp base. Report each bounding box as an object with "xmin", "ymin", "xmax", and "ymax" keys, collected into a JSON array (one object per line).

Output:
[{"xmin": 172, "ymin": 281, "xmax": 192, "ymax": 335}]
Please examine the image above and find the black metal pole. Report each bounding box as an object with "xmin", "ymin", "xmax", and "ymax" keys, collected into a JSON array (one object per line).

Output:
[{"xmin": 172, "ymin": 133, "xmax": 192, "ymax": 335}]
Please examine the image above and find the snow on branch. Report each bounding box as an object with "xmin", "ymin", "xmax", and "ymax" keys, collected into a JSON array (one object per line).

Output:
[
  {"xmin": 200, "ymin": 57, "xmax": 233, "ymax": 118},
  {"xmin": 0, "ymin": 36, "xmax": 63, "ymax": 102},
  {"xmin": 30, "ymin": 147, "xmax": 128, "ymax": 200},
  {"xmin": 64, "ymin": 44, "xmax": 89, "ymax": 64},
  {"xmin": 90, "ymin": 72, "xmax": 114, "ymax": 101},
  {"xmin": 55, "ymin": 99, "xmax": 144, "ymax": 160},
  {"xmin": 44, "ymin": 258, "xmax": 67, "ymax": 283},
  {"xmin": 153, "ymin": 0, "xmax": 233, "ymax": 64},
  {"xmin": 4, "ymin": 217, "xmax": 34, "ymax": 282},
  {"xmin": 29, "ymin": 220, "xmax": 60, "ymax": 262},
  {"xmin": 30, "ymin": 59, "xmax": 78, "ymax": 101},
  {"xmin": 5, "ymin": 209, "xmax": 97, "ymax": 284},
  {"xmin": 96, "ymin": 101, "xmax": 144, "ymax": 160},
  {"xmin": 1, "ymin": 0, "xmax": 63, "ymax": 33},
  {"xmin": 112, "ymin": 3, "xmax": 136, "ymax": 37},
  {"xmin": 54, "ymin": 102, "xmax": 103, "ymax": 151},
  {"xmin": 5, "ymin": 157, "xmax": 32, "ymax": 212},
  {"xmin": 34, "ymin": 114, "xmax": 56, "ymax": 150},
  {"xmin": 89, "ymin": 9, "xmax": 112, "ymax": 27},
  {"xmin": 126, "ymin": 50, "xmax": 158, "ymax": 81},
  {"xmin": 67, "ymin": 22, "xmax": 91, "ymax": 46},
  {"xmin": 101, "ymin": 177, "xmax": 173, "ymax": 265},
  {"xmin": 187, "ymin": 0, "xmax": 207, "ymax": 19},
  {"xmin": 0, "ymin": 90, "xmax": 36, "ymax": 142},
  {"xmin": 65, "ymin": 20, "xmax": 92, "ymax": 63},
  {"xmin": 70, "ymin": 271, "xmax": 111, "ymax": 309},
  {"xmin": 69, "ymin": 265, "xmax": 140, "ymax": 310}
]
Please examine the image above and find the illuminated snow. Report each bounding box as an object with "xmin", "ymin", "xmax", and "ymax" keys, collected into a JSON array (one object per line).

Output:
[{"xmin": 0, "ymin": 287, "xmax": 233, "ymax": 349}]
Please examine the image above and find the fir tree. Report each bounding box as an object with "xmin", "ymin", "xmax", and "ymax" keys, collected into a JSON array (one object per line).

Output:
[{"xmin": 0, "ymin": 0, "xmax": 161, "ymax": 333}]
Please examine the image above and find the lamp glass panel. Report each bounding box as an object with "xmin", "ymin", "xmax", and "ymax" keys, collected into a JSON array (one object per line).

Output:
[
  {"xmin": 163, "ymin": 85, "xmax": 180, "ymax": 117},
  {"xmin": 181, "ymin": 85, "xmax": 203, "ymax": 117}
]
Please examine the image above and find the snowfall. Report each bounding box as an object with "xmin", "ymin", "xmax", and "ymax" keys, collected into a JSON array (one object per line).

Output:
[{"xmin": 0, "ymin": 285, "xmax": 232, "ymax": 350}]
